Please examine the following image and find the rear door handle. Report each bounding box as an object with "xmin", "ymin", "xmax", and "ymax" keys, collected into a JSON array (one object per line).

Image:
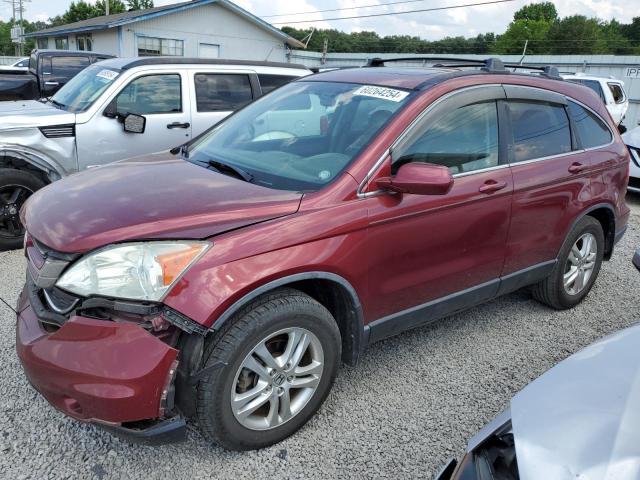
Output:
[
  {"xmin": 568, "ymin": 162, "xmax": 586, "ymax": 174},
  {"xmin": 167, "ymin": 122, "xmax": 190, "ymax": 129},
  {"xmin": 479, "ymin": 180, "xmax": 507, "ymax": 194}
]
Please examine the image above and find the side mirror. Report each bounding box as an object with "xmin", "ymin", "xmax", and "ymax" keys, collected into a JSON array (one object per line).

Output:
[
  {"xmin": 376, "ymin": 162, "xmax": 453, "ymax": 195},
  {"xmin": 123, "ymin": 113, "xmax": 146, "ymax": 134},
  {"xmin": 633, "ymin": 249, "xmax": 640, "ymax": 272}
]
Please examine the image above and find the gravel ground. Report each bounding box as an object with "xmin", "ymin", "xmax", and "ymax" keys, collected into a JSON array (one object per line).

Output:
[{"xmin": 1, "ymin": 195, "xmax": 640, "ymax": 480}]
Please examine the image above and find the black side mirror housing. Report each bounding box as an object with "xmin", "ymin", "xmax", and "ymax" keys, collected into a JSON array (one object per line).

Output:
[{"xmin": 103, "ymin": 100, "xmax": 117, "ymax": 118}]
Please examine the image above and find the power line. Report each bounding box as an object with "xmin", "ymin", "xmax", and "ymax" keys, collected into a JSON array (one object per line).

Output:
[
  {"xmin": 261, "ymin": 0, "xmax": 436, "ymax": 18},
  {"xmin": 271, "ymin": 0, "xmax": 518, "ymax": 25}
]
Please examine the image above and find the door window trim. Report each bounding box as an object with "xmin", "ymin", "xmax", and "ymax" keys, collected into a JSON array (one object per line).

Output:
[{"xmin": 115, "ymin": 73, "xmax": 184, "ymax": 115}]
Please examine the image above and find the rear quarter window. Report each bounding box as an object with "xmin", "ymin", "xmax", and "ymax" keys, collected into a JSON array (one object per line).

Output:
[
  {"xmin": 567, "ymin": 101, "xmax": 612, "ymax": 149},
  {"xmin": 258, "ymin": 74, "xmax": 298, "ymax": 94}
]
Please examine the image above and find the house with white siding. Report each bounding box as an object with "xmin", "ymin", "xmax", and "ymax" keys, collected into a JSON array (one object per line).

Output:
[{"xmin": 25, "ymin": 0, "xmax": 305, "ymax": 62}]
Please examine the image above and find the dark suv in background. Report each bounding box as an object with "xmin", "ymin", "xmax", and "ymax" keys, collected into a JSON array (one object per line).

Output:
[{"xmin": 16, "ymin": 57, "xmax": 630, "ymax": 450}]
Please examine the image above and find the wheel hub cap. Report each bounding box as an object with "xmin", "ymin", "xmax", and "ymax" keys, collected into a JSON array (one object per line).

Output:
[
  {"xmin": 0, "ymin": 184, "xmax": 33, "ymax": 239},
  {"xmin": 564, "ymin": 232, "xmax": 597, "ymax": 295},
  {"xmin": 231, "ymin": 327, "xmax": 324, "ymax": 431}
]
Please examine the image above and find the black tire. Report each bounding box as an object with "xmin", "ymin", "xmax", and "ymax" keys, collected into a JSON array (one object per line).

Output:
[
  {"xmin": 196, "ymin": 288, "xmax": 341, "ymax": 451},
  {"xmin": 532, "ymin": 216, "xmax": 604, "ymax": 310},
  {"xmin": 0, "ymin": 168, "xmax": 46, "ymax": 251}
]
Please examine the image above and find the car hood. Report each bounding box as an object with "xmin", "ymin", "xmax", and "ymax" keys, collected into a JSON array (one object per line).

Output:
[
  {"xmin": 622, "ymin": 126, "xmax": 640, "ymax": 149},
  {"xmin": 510, "ymin": 323, "xmax": 640, "ymax": 480},
  {"xmin": 23, "ymin": 154, "xmax": 303, "ymax": 253},
  {"xmin": 0, "ymin": 100, "xmax": 75, "ymax": 129}
]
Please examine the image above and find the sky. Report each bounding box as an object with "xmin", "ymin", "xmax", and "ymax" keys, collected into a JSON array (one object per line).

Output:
[{"xmin": 0, "ymin": 0, "xmax": 635, "ymax": 40}]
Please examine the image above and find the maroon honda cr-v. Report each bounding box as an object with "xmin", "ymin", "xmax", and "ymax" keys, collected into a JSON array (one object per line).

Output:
[{"xmin": 16, "ymin": 57, "xmax": 630, "ymax": 450}]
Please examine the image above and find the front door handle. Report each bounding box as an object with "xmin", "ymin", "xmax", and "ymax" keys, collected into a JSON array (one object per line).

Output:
[
  {"xmin": 167, "ymin": 122, "xmax": 190, "ymax": 129},
  {"xmin": 568, "ymin": 162, "xmax": 586, "ymax": 174},
  {"xmin": 479, "ymin": 180, "xmax": 507, "ymax": 194}
]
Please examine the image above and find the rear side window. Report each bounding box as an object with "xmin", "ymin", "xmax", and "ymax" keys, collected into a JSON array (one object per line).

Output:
[
  {"xmin": 51, "ymin": 56, "xmax": 90, "ymax": 78},
  {"xmin": 394, "ymin": 101, "xmax": 499, "ymax": 175},
  {"xmin": 194, "ymin": 73, "xmax": 253, "ymax": 112},
  {"xmin": 258, "ymin": 74, "xmax": 298, "ymax": 94},
  {"xmin": 608, "ymin": 83, "xmax": 625, "ymax": 104},
  {"xmin": 116, "ymin": 74, "xmax": 182, "ymax": 114},
  {"xmin": 574, "ymin": 79, "xmax": 605, "ymax": 101},
  {"xmin": 508, "ymin": 101, "xmax": 571, "ymax": 163},
  {"xmin": 567, "ymin": 101, "xmax": 612, "ymax": 149}
]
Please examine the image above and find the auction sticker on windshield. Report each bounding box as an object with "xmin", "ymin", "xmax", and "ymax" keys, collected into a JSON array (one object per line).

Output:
[
  {"xmin": 96, "ymin": 69, "xmax": 118, "ymax": 81},
  {"xmin": 354, "ymin": 85, "xmax": 409, "ymax": 102}
]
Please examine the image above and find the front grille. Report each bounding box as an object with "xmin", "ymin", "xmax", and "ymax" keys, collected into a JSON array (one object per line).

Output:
[
  {"xmin": 629, "ymin": 176, "xmax": 640, "ymax": 190},
  {"xmin": 39, "ymin": 124, "xmax": 76, "ymax": 139}
]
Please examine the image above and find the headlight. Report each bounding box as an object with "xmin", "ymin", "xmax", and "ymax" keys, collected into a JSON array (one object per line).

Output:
[{"xmin": 56, "ymin": 241, "xmax": 210, "ymax": 301}]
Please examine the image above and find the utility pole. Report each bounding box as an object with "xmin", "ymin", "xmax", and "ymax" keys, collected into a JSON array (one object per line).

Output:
[
  {"xmin": 105, "ymin": 0, "xmax": 110, "ymax": 16},
  {"xmin": 321, "ymin": 38, "xmax": 328, "ymax": 65},
  {"xmin": 3, "ymin": 0, "xmax": 30, "ymax": 56}
]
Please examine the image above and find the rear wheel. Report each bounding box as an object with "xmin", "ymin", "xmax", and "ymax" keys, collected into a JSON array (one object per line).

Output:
[
  {"xmin": 196, "ymin": 288, "xmax": 341, "ymax": 451},
  {"xmin": 0, "ymin": 169, "xmax": 45, "ymax": 251},
  {"xmin": 532, "ymin": 216, "xmax": 604, "ymax": 310}
]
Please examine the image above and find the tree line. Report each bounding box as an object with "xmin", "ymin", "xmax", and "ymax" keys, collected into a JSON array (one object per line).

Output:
[
  {"xmin": 0, "ymin": 1, "xmax": 638, "ymax": 57},
  {"xmin": 282, "ymin": 3, "xmax": 640, "ymax": 55},
  {"xmin": 0, "ymin": 1, "xmax": 153, "ymax": 55}
]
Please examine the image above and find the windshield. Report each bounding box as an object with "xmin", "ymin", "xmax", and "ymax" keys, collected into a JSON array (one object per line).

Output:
[
  {"xmin": 51, "ymin": 64, "xmax": 121, "ymax": 113},
  {"xmin": 187, "ymin": 81, "xmax": 412, "ymax": 191}
]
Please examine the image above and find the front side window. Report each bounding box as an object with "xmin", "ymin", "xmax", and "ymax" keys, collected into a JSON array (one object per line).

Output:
[
  {"xmin": 15, "ymin": 59, "xmax": 28, "ymax": 67},
  {"xmin": 55, "ymin": 37, "xmax": 68, "ymax": 50},
  {"xmin": 51, "ymin": 64, "xmax": 121, "ymax": 113},
  {"xmin": 116, "ymin": 74, "xmax": 182, "ymax": 115},
  {"xmin": 567, "ymin": 101, "xmax": 612, "ymax": 149},
  {"xmin": 194, "ymin": 73, "xmax": 253, "ymax": 112},
  {"xmin": 36, "ymin": 38, "xmax": 48, "ymax": 49},
  {"xmin": 76, "ymin": 34, "xmax": 92, "ymax": 51},
  {"xmin": 393, "ymin": 101, "xmax": 499, "ymax": 175},
  {"xmin": 187, "ymin": 82, "xmax": 412, "ymax": 191},
  {"xmin": 137, "ymin": 36, "xmax": 184, "ymax": 56},
  {"xmin": 608, "ymin": 83, "xmax": 625, "ymax": 104},
  {"xmin": 508, "ymin": 101, "xmax": 571, "ymax": 163},
  {"xmin": 51, "ymin": 56, "xmax": 90, "ymax": 78}
]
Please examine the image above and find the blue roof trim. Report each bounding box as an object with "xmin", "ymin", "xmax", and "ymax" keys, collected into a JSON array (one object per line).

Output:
[{"xmin": 25, "ymin": 0, "xmax": 305, "ymax": 47}]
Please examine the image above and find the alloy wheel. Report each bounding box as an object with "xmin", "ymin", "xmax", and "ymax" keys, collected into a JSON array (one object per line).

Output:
[
  {"xmin": 231, "ymin": 327, "xmax": 324, "ymax": 431},
  {"xmin": 563, "ymin": 232, "xmax": 597, "ymax": 295},
  {"xmin": 0, "ymin": 184, "xmax": 32, "ymax": 239}
]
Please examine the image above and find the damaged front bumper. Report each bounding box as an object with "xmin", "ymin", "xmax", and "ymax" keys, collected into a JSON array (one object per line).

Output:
[{"xmin": 15, "ymin": 283, "xmax": 187, "ymax": 444}]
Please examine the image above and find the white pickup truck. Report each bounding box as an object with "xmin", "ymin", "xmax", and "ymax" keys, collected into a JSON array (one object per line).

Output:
[
  {"xmin": 0, "ymin": 57, "xmax": 311, "ymax": 249},
  {"xmin": 562, "ymin": 73, "xmax": 629, "ymax": 127}
]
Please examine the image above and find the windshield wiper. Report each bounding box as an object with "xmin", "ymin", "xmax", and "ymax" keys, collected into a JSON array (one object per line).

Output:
[
  {"xmin": 48, "ymin": 99, "xmax": 66, "ymax": 110},
  {"xmin": 206, "ymin": 159, "xmax": 253, "ymax": 183}
]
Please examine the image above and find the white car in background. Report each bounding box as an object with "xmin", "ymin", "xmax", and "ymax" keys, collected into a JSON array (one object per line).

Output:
[
  {"xmin": 622, "ymin": 126, "xmax": 640, "ymax": 193},
  {"xmin": 0, "ymin": 57, "xmax": 29, "ymax": 73},
  {"xmin": 563, "ymin": 73, "xmax": 629, "ymax": 127}
]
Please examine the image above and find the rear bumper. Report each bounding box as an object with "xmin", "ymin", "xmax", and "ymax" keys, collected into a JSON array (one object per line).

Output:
[{"xmin": 15, "ymin": 285, "xmax": 184, "ymax": 443}]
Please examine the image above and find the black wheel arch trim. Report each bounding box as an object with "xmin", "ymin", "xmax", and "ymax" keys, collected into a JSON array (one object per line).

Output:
[
  {"xmin": 563, "ymin": 202, "xmax": 617, "ymax": 260},
  {"xmin": 209, "ymin": 271, "xmax": 366, "ymax": 365}
]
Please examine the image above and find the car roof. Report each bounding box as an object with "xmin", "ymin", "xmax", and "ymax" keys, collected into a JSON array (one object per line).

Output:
[
  {"xmin": 96, "ymin": 57, "xmax": 309, "ymax": 72},
  {"xmin": 303, "ymin": 67, "xmax": 459, "ymax": 90}
]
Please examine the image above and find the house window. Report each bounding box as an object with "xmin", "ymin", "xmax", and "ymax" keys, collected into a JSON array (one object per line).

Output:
[
  {"xmin": 55, "ymin": 37, "xmax": 68, "ymax": 50},
  {"xmin": 137, "ymin": 36, "xmax": 184, "ymax": 57},
  {"xmin": 76, "ymin": 34, "xmax": 92, "ymax": 51},
  {"xmin": 36, "ymin": 38, "xmax": 49, "ymax": 49}
]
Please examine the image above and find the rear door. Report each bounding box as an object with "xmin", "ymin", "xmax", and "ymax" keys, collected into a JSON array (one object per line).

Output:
[
  {"xmin": 502, "ymin": 86, "xmax": 593, "ymax": 279},
  {"xmin": 42, "ymin": 55, "xmax": 90, "ymax": 96},
  {"xmin": 76, "ymin": 70, "xmax": 192, "ymax": 169},
  {"xmin": 188, "ymin": 70, "xmax": 256, "ymax": 137}
]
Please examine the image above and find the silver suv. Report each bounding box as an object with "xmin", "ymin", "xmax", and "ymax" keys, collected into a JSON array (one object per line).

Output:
[{"xmin": 0, "ymin": 58, "xmax": 310, "ymax": 249}]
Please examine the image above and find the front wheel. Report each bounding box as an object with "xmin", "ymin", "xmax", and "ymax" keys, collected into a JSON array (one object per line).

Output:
[
  {"xmin": 532, "ymin": 216, "xmax": 604, "ymax": 310},
  {"xmin": 196, "ymin": 288, "xmax": 341, "ymax": 451},
  {"xmin": 0, "ymin": 169, "xmax": 46, "ymax": 251}
]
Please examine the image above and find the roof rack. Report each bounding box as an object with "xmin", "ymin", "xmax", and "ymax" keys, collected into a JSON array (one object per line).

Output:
[{"xmin": 366, "ymin": 56, "xmax": 562, "ymax": 80}]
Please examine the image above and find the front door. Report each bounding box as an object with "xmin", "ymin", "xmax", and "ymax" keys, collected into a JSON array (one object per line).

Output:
[
  {"xmin": 365, "ymin": 87, "xmax": 513, "ymax": 340},
  {"xmin": 76, "ymin": 71, "xmax": 192, "ymax": 169}
]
